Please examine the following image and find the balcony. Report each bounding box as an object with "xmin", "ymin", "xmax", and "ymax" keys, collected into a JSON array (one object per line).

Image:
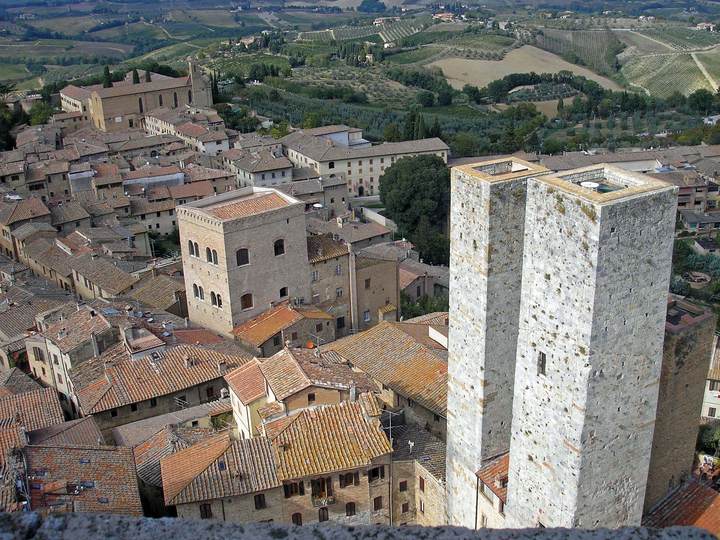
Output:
[{"xmin": 311, "ymin": 495, "xmax": 336, "ymax": 507}]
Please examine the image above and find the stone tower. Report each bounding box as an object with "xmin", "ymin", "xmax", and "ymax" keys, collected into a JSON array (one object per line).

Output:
[
  {"xmin": 188, "ymin": 60, "xmax": 213, "ymax": 107},
  {"xmin": 505, "ymin": 165, "xmax": 677, "ymax": 528},
  {"xmin": 446, "ymin": 158, "xmax": 549, "ymax": 528}
]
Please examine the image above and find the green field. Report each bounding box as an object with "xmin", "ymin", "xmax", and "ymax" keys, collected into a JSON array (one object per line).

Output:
[
  {"xmin": 385, "ymin": 47, "xmax": 439, "ymax": 64},
  {"xmin": 89, "ymin": 21, "xmax": 167, "ymax": 42},
  {"xmin": 0, "ymin": 64, "xmax": 29, "ymax": 82},
  {"xmin": 536, "ymin": 28, "xmax": 623, "ymax": 77},
  {"xmin": 695, "ymin": 50, "xmax": 720, "ymax": 87},
  {"xmin": 210, "ymin": 53, "xmax": 291, "ymax": 77}
]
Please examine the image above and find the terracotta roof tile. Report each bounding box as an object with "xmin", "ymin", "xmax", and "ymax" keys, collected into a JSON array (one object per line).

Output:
[
  {"xmin": 208, "ymin": 192, "xmax": 289, "ymax": 221},
  {"xmin": 306, "ymin": 234, "xmax": 349, "ymax": 264},
  {"xmin": 643, "ymin": 478, "xmax": 720, "ymax": 535},
  {"xmin": 68, "ymin": 254, "xmax": 139, "ymax": 296},
  {"xmin": 42, "ymin": 306, "xmax": 111, "ymax": 354},
  {"xmin": 169, "ymin": 180, "xmax": 214, "ymax": 200},
  {"xmin": 0, "ymin": 388, "xmax": 64, "ymax": 433},
  {"xmin": 129, "ymin": 275, "xmax": 184, "ymax": 311},
  {"xmin": 476, "ymin": 452, "xmax": 509, "ymax": 503},
  {"xmin": 270, "ymin": 399, "xmax": 391, "ymax": 480},
  {"xmin": 323, "ymin": 321, "xmax": 447, "ymax": 416},
  {"xmin": 74, "ymin": 344, "xmax": 251, "ymax": 414},
  {"xmin": 27, "ymin": 417, "xmax": 102, "ymax": 447},
  {"xmin": 232, "ymin": 303, "xmax": 332, "ymax": 347},
  {"xmin": 161, "ymin": 433, "xmax": 281, "ymax": 505},
  {"xmin": 225, "ymin": 360, "xmax": 266, "ymax": 405},
  {"xmin": 23, "ymin": 444, "xmax": 143, "ymax": 515}
]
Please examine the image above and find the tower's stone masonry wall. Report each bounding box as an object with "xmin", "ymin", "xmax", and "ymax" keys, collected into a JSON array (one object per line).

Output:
[
  {"xmin": 446, "ymin": 168, "xmax": 529, "ymax": 528},
  {"xmin": 505, "ymin": 180, "xmax": 677, "ymax": 528}
]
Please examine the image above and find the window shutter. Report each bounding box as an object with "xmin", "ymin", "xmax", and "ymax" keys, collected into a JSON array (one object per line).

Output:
[
  {"xmin": 339, "ymin": 475, "xmax": 345, "ymax": 489},
  {"xmin": 299, "ymin": 481, "xmax": 305, "ymax": 496},
  {"xmin": 354, "ymin": 472, "xmax": 360, "ymax": 486},
  {"xmin": 283, "ymin": 484, "xmax": 290, "ymax": 498}
]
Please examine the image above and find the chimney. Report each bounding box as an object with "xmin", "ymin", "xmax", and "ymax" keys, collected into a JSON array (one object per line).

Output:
[
  {"xmin": 184, "ymin": 355, "xmax": 193, "ymax": 368},
  {"xmin": 350, "ymin": 384, "xmax": 357, "ymax": 402},
  {"xmin": 217, "ymin": 360, "xmax": 227, "ymax": 375}
]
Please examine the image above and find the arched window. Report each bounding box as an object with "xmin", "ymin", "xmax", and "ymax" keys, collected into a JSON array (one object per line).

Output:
[
  {"xmin": 188, "ymin": 240, "xmax": 195, "ymax": 256},
  {"xmin": 211, "ymin": 249, "xmax": 218, "ymax": 265},
  {"xmin": 193, "ymin": 242, "xmax": 199, "ymax": 256},
  {"xmin": 206, "ymin": 247, "xmax": 212, "ymax": 262},
  {"xmin": 188, "ymin": 89, "xmax": 192, "ymax": 104},
  {"xmin": 274, "ymin": 239, "xmax": 285, "ymax": 256},
  {"xmin": 318, "ymin": 507, "xmax": 329, "ymax": 522},
  {"xmin": 291, "ymin": 513, "xmax": 302, "ymax": 526},
  {"xmin": 210, "ymin": 292, "xmax": 217, "ymax": 306},
  {"xmin": 236, "ymin": 248, "xmax": 249, "ymax": 266},
  {"xmin": 345, "ymin": 502, "xmax": 356, "ymax": 517},
  {"xmin": 240, "ymin": 293, "xmax": 253, "ymax": 310},
  {"xmin": 158, "ymin": 94, "xmax": 163, "ymax": 107},
  {"xmin": 198, "ymin": 286, "xmax": 205, "ymax": 301},
  {"xmin": 173, "ymin": 91, "xmax": 178, "ymax": 108},
  {"xmin": 192, "ymin": 284, "xmax": 199, "ymax": 298},
  {"xmin": 138, "ymin": 97, "xmax": 144, "ymax": 113},
  {"xmin": 216, "ymin": 294, "xmax": 222, "ymax": 309}
]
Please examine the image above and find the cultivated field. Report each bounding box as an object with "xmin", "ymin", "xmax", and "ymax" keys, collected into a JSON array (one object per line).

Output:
[
  {"xmin": 640, "ymin": 27, "xmax": 720, "ymax": 51},
  {"xmin": 621, "ymin": 53, "xmax": 713, "ymax": 97},
  {"xmin": 0, "ymin": 38, "xmax": 133, "ymax": 62},
  {"xmin": 429, "ymin": 46, "xmax": 622, "ymax": 90},
  {"xmin": 536, "ymin": 28, "xmax": 623, "ymax": 77},
  {"xmin": 614, "ymin": 29, "xmax": 673, "ymax": 54},
  {"xmin": 695, "ymin": 50, "xmax": 720, "ymax": 89}
]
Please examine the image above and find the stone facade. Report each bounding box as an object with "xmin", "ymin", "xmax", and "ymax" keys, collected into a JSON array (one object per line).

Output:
[
  {"xmin": 176, "ymin": 487, "xmax": 284, "ymax": 523},
  {"xmin": 178, "ymin": 188, "xmax": 311, "ymax": 336},
  {"xmin": 644, "ymin": 300, "xmax": 716, "ymax": 511},
  {"xmin": 505, "ymin": 166, "xmax": 677, "ymax": 528},
  {"xmin": 446, "ymin": 158, "xmax": 549, "ymax": 528}
]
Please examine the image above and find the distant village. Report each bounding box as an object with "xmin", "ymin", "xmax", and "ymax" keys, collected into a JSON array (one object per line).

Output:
[{"xmin": 0, "ymin": 60, "xmax": 717, "ymax": 533}]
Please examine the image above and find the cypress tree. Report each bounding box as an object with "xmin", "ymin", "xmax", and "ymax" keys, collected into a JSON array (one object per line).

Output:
[
  {"xmin": 102, "ymin": 66, "xmax": 113, "ymax": 88},
  {"xmin": 132, "ymin": 68, "xmax": 140, "ymax": 84}
]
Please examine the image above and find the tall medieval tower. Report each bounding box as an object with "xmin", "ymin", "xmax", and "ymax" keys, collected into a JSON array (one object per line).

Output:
[
  {"xmin": 504, "ymin": 165, "xmax": 677, "ymax": 528},
  {"xmin": 446, "ymin": 158, "xmax": 549, "ymax": 528},
  {"xmin": 188, "ymin": 60, "xmax": 213, "ymax": 107}
]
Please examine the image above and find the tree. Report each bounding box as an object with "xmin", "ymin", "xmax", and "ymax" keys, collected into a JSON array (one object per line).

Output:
[
  {"xmin": 132, "ymin": 68, "xmax": 140, "ymax": 84},
  {"xmin": 145, "ymin": 70, "xmax": 152, "ymax": 83},
  {"xmin": 428, "ymin": 116, "xmax": 442, "ymax": 139},
  {"xmin": 436, "ymin": 88, "xmax": 452, "ymax": 106},
  {"xmin": 688, "ymin": 89, "xmax": 715, "ymax": 115},
  {"xmin": 357, "ymin": 0, "xmax": 386, "ymax": 12},
  {"xmin": 28, "ymin": 102, "xmax": 53, "ymax": 125},
  {"xmin": 380, "ymin": 155, "xmax": 450, "ymax": 264},
  {"xmin": 556, "ymin": 97, "xmax": 564, "ymax": 115},
  {"xmin": 102, "ymin": 65, "xmax": 113, "ymax": 88},
  {"xmin": 416, "ymin": 90, "xmax": 434, "ymax": 108},
  {"xmin": 302, "ymin": 112, "xmax": 321, "ymax": 129},
  {"xmin": 383, "ymin": 122, "xmax": 401, "ymax": 142},
  {"xmin": 414, "ymin": 114, "xmax": 427, "ymax": 139}
]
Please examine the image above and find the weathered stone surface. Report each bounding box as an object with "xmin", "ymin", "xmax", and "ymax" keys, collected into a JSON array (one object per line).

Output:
[{"xmin": 0, "ymin": 512, "xmax": 712, "ymax": 540}]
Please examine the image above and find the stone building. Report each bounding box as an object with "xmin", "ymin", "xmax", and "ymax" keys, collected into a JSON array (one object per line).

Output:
[
  {"xmin": 644, "ymin": 299, "xmax": 716, "ymax": 511},
  {"xmin": 447, "ymin": 158, "xmax": 679, "ymax": 529},
  {"xmin": 446, "ymin": 157, "xmax": 550, "ymax": 528},
  {"xmin": 60, "ymin": 62, "xmax": 212, "ymax": 133},
  {"xmin": 505, "ymin": 165, "xmax": 676, "ymax": 528},
  {"xmin": 178, "ymin": 187, "xmax": 311, "ymax": 336},
  {"xmin": 161, "ymin": 398, "xmax": 392, "ymax": 525}
]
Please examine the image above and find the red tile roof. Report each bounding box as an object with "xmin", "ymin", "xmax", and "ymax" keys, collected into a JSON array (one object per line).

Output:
[
  {"xmin": 225, "ymin": 360, "xmax": 266, "ymax": 405},
  {"xmin": 643, "ymin": 479, "xmax": 720, "ymax": 535},
  {"xmin": 232, "ymin": 303, "xmax": 332, "ymax": 347},
  {"xmin": 208, "ymin": 192, "xmax": 289, "ymax": 221},
  {"xmin": 476, "ymin": 452, "xmax": 509, "ymax": 503}
]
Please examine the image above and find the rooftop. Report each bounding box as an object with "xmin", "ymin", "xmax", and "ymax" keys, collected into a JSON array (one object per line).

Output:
[
  {"xmin": 452, "ymin": 157, "xmax": 548, "ymax": 184},
  {"xmin": 224, "ymin": 360, "xmax": 266, "ymax": 405},
  {"xmin": 323, "ymin": 321, "xmax": 448, "ymax": 417},
  {"xmin": 665, "ymin": 299, "xmax": 714, "ymax": 334},
  {"xmin": 476, "ymin": 452, "xmax": 510, "ymax": 503},
  {"xmin": 643, "ymin": 478, "xmax": 720, "ymax": 536},
  {"xmin": 73, "ymin": 344, "xmax": 251, "ymax": 415},
  {"xmin": 180, "ymin": 187, "xmax": 298, "ymax": 223},
  {"xmin": 232, "ymin": 302, "xmax": 332, "ymax": 347},
  {"xmin": 161, "ymin": 433, "xmax": 280, "ymax": 505},
  {"xmin": 392, "ymin": 424, "xmax": 446, "ymax": 481}
]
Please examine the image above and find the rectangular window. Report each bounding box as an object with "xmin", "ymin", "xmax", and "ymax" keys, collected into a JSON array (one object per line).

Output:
[
  {"xmin": 369, "ymin": 465, "xmax": 385, "ymax": 482},
  {"xmin": 336, "ymin": 287, "xmax": 343, "ymax": 298},
  {"xmin": 537, "ymin": 351, "xmax": 547, "ymax": 376},
  {"xmin": 399, "ymin": 480, "xmax": 407, "ymax": 492},
  {"xmin": 364, "ymin": 278, "xmax": 371, "ymax": 289},
  {"xmin": 199, "ymin": 503, "xmax": 212, "ymax": 519},
  {"xmin": 254, "ymin": 493, "xmax": 266, "ymax": 510},
  {"xmin": 130, "ymin": 403, "xmax": 138, "ymax": 412},
  {"xmin": 710, "ymin": 380, "xmax": 720, "ymax": 391},
  {"xmin": 283, "ymin": 482, "xmax": 304, "ymax": 498},
  {"xmin": 363, "ymin": 310, "xmax": 371, "ymax": 323},
  {"xmin": 402, "ymin": 502, "xmax": 409, "ymax": 513},
  {"xmin": 336, "ymin": 317, "xmax": 345, "ymax": 330},
  {"xmin": 150, "ymin": 398, "xmax": 157, "ymax": 407},
  {"xmin": 710, "ymin": 407, "xmax": 717, "ymax": 418},
  {"xmin": 373, "ymin": 496, "xmax": 383, "ymax": 511},
  {"xmin": 308, "ymin": 393, "xmax": 315, "ymax": 405},
  {"xmin": 419, "ymin": 499, "xmax": 425, "ymax": 513},
  {"xmin": 419, "ymin": 476, "xmax": 425, "ymax": 492},
  {"xmin": 315, "ymin": 323, "xmax": 323, "ymax": 333}
]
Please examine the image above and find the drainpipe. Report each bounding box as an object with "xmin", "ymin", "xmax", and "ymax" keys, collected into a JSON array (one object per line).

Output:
[
  {"xmin": 348, "ymin": 243, "xmax": 358, "ymax": 332},
  {"xmin": 474, "ymin": 475, "xmax": 480, "ymax": 530}
]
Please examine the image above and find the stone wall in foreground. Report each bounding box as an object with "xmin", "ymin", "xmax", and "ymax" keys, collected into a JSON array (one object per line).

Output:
[{"xmin": 0, "ymin": 512, "xmax": 713, "ymax": 540}]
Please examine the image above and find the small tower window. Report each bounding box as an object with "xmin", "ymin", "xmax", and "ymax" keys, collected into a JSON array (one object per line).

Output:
[{"xmin": 537, "ymin": 351, "xmax": 547, "ymax": 376}]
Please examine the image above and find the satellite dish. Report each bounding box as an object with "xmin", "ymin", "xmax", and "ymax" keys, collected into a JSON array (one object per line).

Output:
[
  {"xmin": 312, "ymin": 203, "xmax": 323, "ymax": 209},
  {"xmin": 580, "ymin": 181, "xmax": 600, "ymax": 190}
]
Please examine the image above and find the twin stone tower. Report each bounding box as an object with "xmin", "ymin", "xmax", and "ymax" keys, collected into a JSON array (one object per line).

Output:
[{"xmin": 446, "ymin": 158, "xmax": 678, "ymax": 528}]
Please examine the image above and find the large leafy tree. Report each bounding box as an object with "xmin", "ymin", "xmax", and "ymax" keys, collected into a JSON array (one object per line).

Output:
[{"xmin": 380, "ymin": 155, "xmax": 450, "ymax": 264}]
